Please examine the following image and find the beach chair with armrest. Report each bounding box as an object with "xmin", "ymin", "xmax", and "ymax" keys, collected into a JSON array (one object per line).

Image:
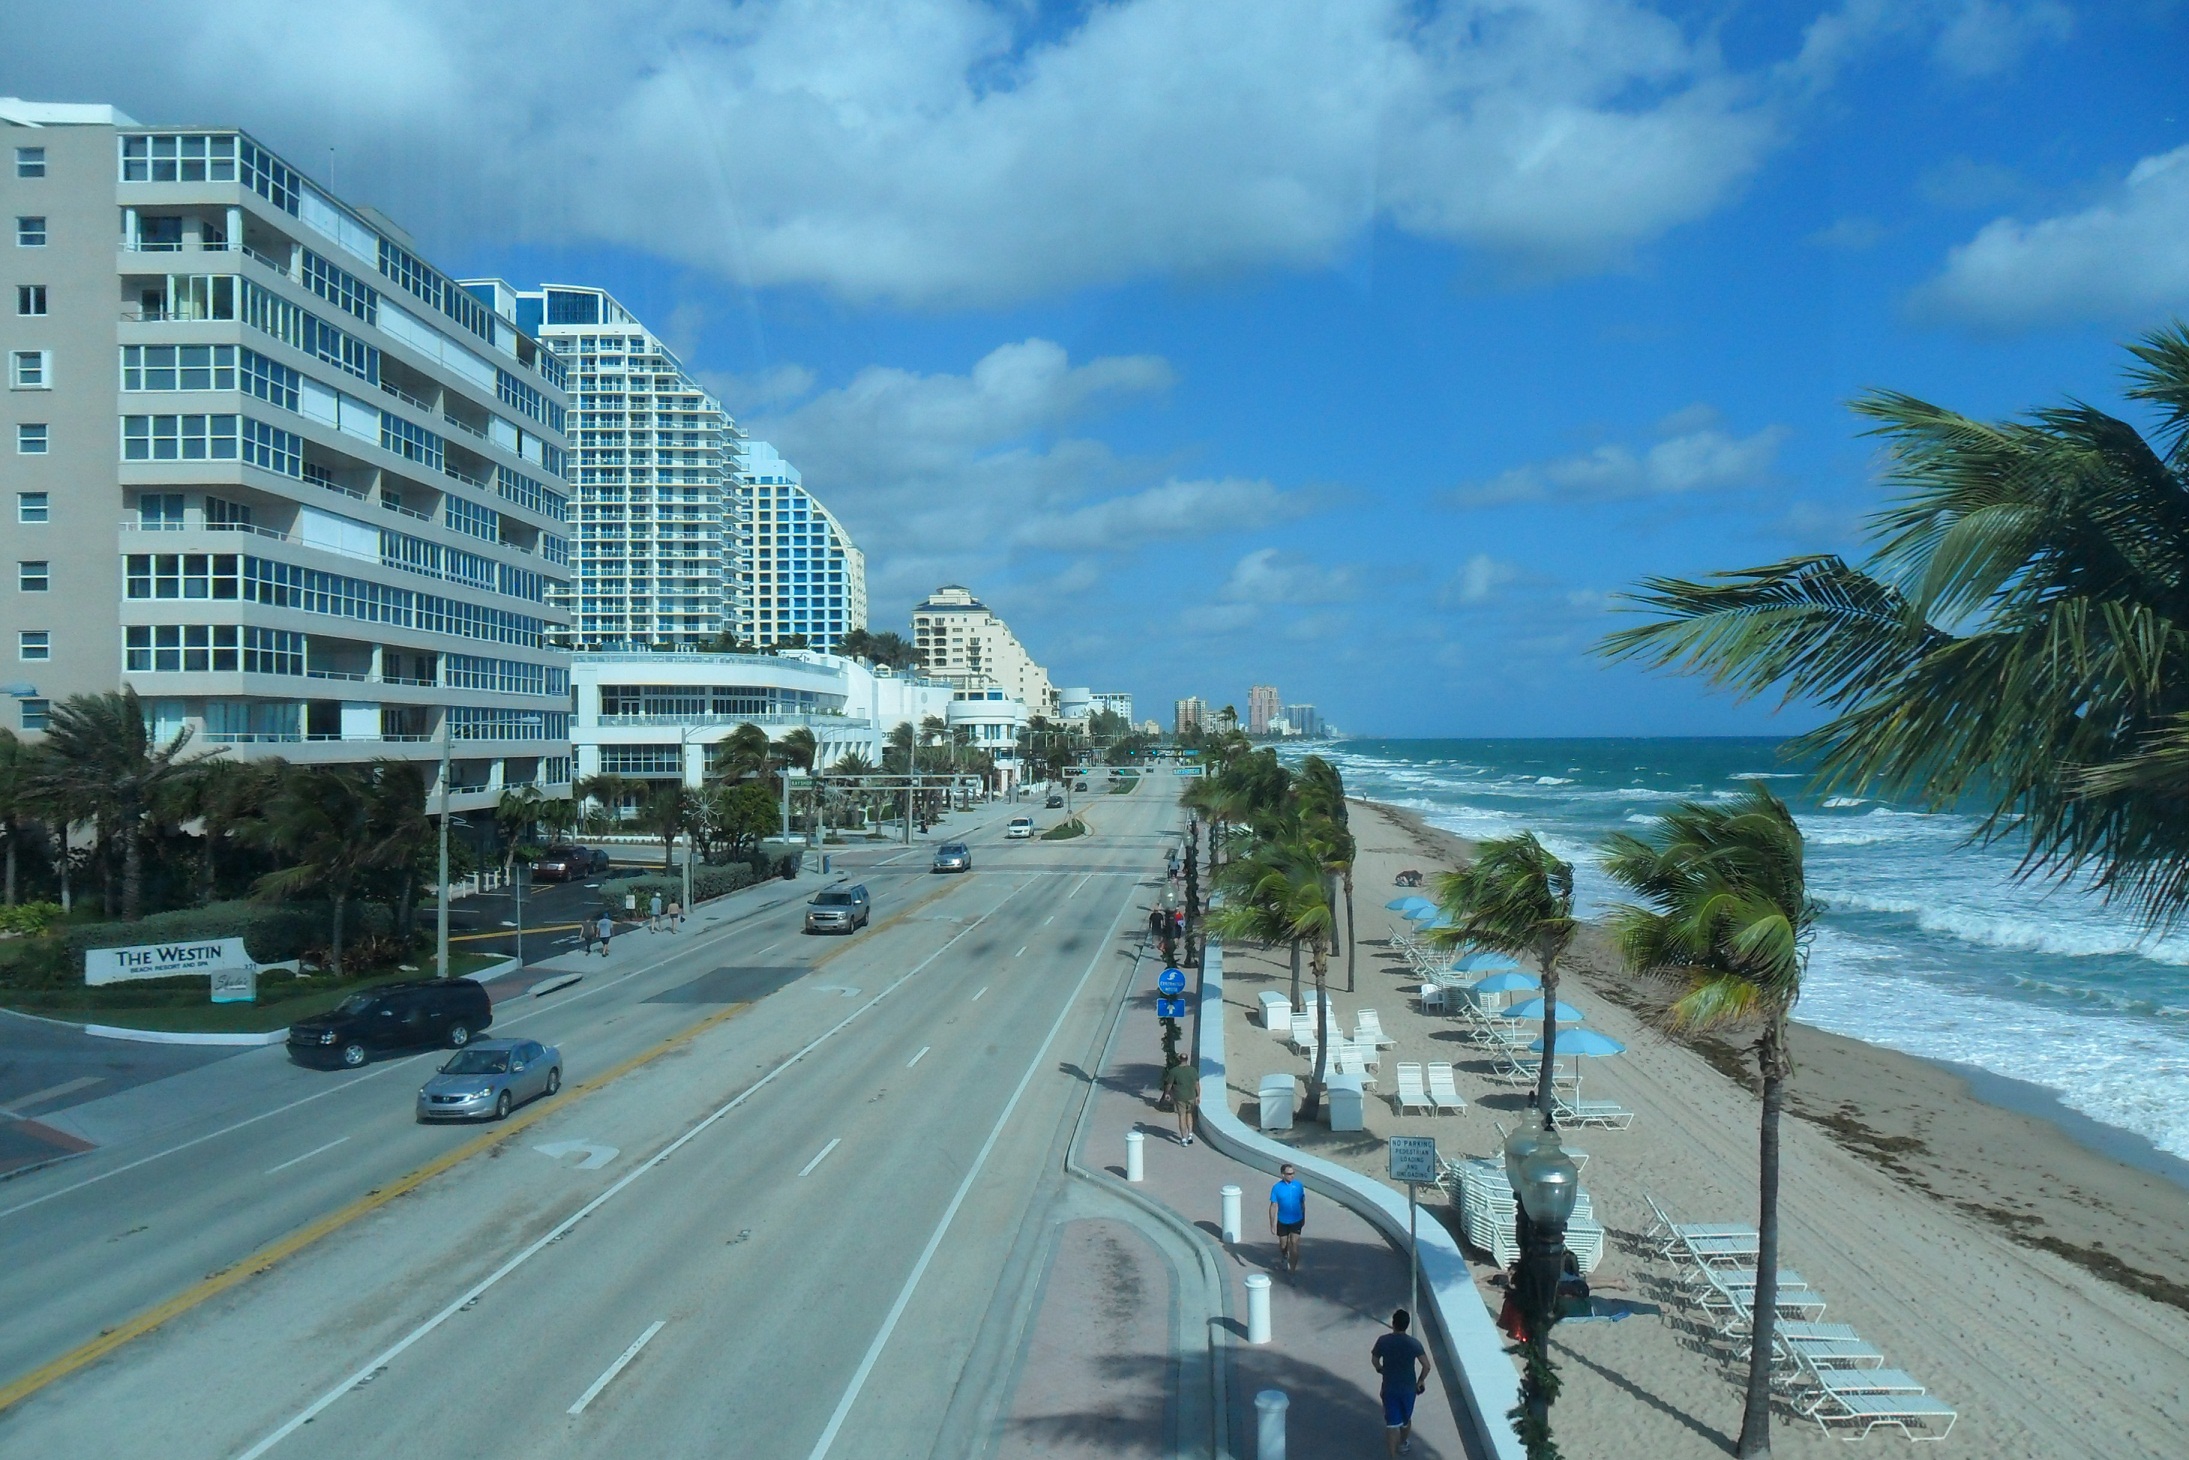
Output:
[
  {"xmin": 1425, "ymin": 1062, "xmax": 1466, "ymax": 1112},
  {"xmin": 1787, "ymin": 1335, "xmax": 1885, "ymax": 1370},
  {"xmin": 1355, "ymin": 1009, "xmax": 1397, "ymax": 1048},
  {"xmin": 1554, "ymin": 1091, "xmax": 1636, "ymax": 1129},
  {"xmin": 1805, "ymin": 1387, "xmax": 1958, "ymax": 1442},
  {"xmin": 1416, "ymin": 982, "xmax": 1448, "ymax": 1014},
  {"xmin": 1289, "ymin": 1013, "xmax": 1318, "ymax": 1055},
  {"xmin": 1394, "ymin": 1062, "xmax": 1432, "ymax": 1114}
]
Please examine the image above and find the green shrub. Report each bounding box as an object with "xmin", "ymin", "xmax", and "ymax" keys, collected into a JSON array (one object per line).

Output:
[
  {"xmin": 1041, "ymin": 818, "xmax": 1089, "ymax": 841},
  {"xmin": 599, "ymin": 860, "xmax": 768, "ymax": 908},
  {"xmin": 0, "ymin": 900, "xmax": 393, "ymax": 991},
  {"xmin": 0, "ymin": 902, "xmax": 63, "ymax": 936}
]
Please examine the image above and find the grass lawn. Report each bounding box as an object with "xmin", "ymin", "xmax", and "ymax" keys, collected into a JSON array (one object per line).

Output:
[
  {"xmin": 1107, "ymin": 777, "xmax": 1139, "ymax": 794},
  {"xmin": 1040, "ymin": 818, "xmax": 1089, "ymax": 841},
  {"xmin": 3, "ymin": 950, "xmax": 508, "ymax": 1034}
]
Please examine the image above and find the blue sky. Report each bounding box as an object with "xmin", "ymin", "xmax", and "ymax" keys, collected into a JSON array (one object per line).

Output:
[{"xmin": 9, "ymin": 1, "xmax": 2187, "ymax": 735}]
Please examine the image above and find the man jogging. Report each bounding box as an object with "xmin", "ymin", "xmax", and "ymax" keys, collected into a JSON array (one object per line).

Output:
[
  {"xmin": 1268, "ymin": 1163, "xmax": 1307, "ymax": 1275},
  {"xmin": 1371, "ymin": 1308, "xmax": 1432, "ymax": 1455},
  {"xmin": 1160, "ymin": 1054, "xmax": 1199, "ymax": 1145}
]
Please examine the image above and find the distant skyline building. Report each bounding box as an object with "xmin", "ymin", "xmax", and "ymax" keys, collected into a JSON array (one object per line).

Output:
[
  {"xmin": 500, "ymin": 282, "xmax": 734, "ymax": 651},
  {"xmin": 910, "ymin": 584, "xmax": 1055, "ymax": 712},
  {"xmin": 1247, "ymin": 683, "xmax": 1281, "ymax": 736},
  {"xmin": 735, "ymin": 439, "xmax": 866, "ymax": 653},
  {"xmin": 1286, "ymin": 702, "xmax": 1324, "ymax": 738},
  {"xmin": 1174, "ymin": 696, "xmax": 1207, "ymax": 736},
  {"xmin": 1093, "ymin": 691, "xmax": 1133, "ymax": 724},
  {"xmin": 0, "ymin": 101, "xmax": 573, "ymax": 808}
]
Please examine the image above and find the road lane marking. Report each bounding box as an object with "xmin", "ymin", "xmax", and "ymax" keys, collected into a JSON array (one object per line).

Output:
[
  {"xmin": 1014, "ymin": 946, "xmax": 1025, "ymax": 957},
  {"xmin": 262, "ymin": 1137, "xmax": 348, "ymax": 1176},
  {"xmin": 906, "ymin": 1047, "xmax": 929, "ymax": 1068},
  {"xmin": 221, "ymin": 877, "xmax": 1035, "ymax": 1457},
  {"xmin": 806, "ymin": 887, "xmax": 1135, "ymax": 1460},
  {"xmin": 1042, "ymin": 916, "xmax": 1054, "ymax": 926},
  {"xmin": 798, "ymin": 1138, "xmax": 842, "ymax": 1177},
  {"xmin": 972, "ymin": 987, "xmax": 988, "ymax": 1002},
  {"xmin": 567, "ymin": 1320, "xmax": 665, "ymax": 1416},
  {"xmin": 0, "ymin": 1076, "xmax": 104, "ymax": 1116}
]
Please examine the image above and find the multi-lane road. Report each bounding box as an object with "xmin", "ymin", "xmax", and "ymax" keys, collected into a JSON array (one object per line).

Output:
[{"xmin": 0, "ymin": 785, "xmax": 1181, "ymax": 1458}]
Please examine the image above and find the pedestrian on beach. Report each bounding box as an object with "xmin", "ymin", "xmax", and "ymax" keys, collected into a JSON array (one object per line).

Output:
[
  {"xmin": 1371, "ymin": 1308, "xmax": 1432, "ymax": 1455},
  {"xmin": 596, "ymin": 911, "xmax": 615, "ymax": 955},
  {"xmin": 649, "ymin": 891, "xmax": 664, "ymax": 931},
  {"xmin": 1160, "ymin": 1054, "xmax": 1199, "ymax": 1145},
  {"xmin": 1268, "ymin": 1163, "xmax": 1307, "ymax": 1275},
  {"xmin": 668, "ymin": 898, "xmax": 682, "ymax": 932}
]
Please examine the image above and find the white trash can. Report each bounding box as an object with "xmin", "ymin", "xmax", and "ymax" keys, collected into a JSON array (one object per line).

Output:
[
  {"xmin": 1325, "ymin": 1073, "xmax": 1366, "ymax": 1132},
  {"xmin": 1258, "ymin": 1073, "xmax": 1295, "ymax": 1131}
]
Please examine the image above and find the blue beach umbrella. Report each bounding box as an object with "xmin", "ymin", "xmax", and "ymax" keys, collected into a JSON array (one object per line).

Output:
[
  {"xmin": 1471, "ymin": 971, "xmax": 1540, "ymax": 994},
  {"xmin": 1505, "ymin": 997, "xmax": 1586, "ymax": 1024},
  {"xmin": 1386, "ymin": 895, "xmax": 1434, "ymax": 911},
  {"xmin": 1529, "ymin": 1028, "xmax": 1627, "ymax": 1057},
  {"xmin": 1454, "ymin": 951, "xmax": 1521, "ymax": 972}
]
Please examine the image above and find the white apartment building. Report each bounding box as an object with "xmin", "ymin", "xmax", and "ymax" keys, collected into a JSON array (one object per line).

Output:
[
  {"xmin": 1092, "ymin": 691, "xmax": 1133, "ymax": 723},
  {"xmin": 0, "ymin": 102, "xmax": 573, "ymax": 807},
  {"xmin": 497, "ymin": 284, "xmax": 735, "ymax": 651},
  {"xmin": 736, "ymin": 440, "xmax": 866, "ymax": 653},
  {"xmin": 910, "ymin": 585, "xmax": 1055, "ymax": 713}
]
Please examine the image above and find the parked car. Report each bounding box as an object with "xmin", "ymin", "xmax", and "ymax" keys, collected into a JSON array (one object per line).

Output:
[
  {"xmin": 288, "ymin": 979, "xmax": 494, "ymax": 1069},
  {"xmin": 1044, "ymin": 794, "xmax": 1065, "ymax": 809},
  {"xmin": 534, "ymin": 845, "xmax": 610, "ymax": 882},
  {"xmin": 804, "ymin": 884, "xmax": 872, "ymax": 934},
  {"xmin": 931, "ymin": 842, "xmax": 972, "ymax": 873},
  {"xmin": 1007, "ymin": 816, "xmax": 1036, "ymax": 839},
  {"xmin": 416, "ymin": 1038, "xmax": 561, "ymax": 1122}
]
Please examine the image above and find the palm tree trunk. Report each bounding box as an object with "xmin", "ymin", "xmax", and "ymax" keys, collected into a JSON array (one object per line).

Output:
[
  {"xmin": 123, "ymin": 817, "xmax": 145, "ymax": 922},
  {"xmin": 3, "ymin": 817, "xmax": 15, "ymax": 906},
  {"xmin": 1301, "ymin": 941, "xmax": 1330, "ymax": 1121},
  {"xmin": 329, "ymin": 890, "xmax": 349, "ymax": 979},
  {"xmin": 1534, "ymin": 950, "xmax": 1560, "ymax": 1125},
  {"xmin": 200, "ymin": 827, "xmax": 218, "ymax": 905},
  {"xmin": 1739, "ymin": 1018, "xmax": 1789, "ymax": 1458},
  {"xmin": 1289, "ymin": 940, "xmax": 1302, "ymax": 1007},
  {"xmin": 1343, "ymin": 868, "xmax": 1356, "ymax": 994}
]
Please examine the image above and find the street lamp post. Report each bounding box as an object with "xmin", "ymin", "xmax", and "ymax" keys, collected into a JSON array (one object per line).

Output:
[
  {"xmin": 435, "ymin": 716, "xmax": 452, "ymax": 978},
  {"xmin": 1507, "ymin": 1127, "xmax": 1580, "ymax": 1459}
]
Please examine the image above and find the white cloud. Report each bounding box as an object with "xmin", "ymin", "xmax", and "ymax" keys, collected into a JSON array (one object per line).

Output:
[
  {"xmin": 0, "ymin": 0, "xmax": 1809, "ymax": 305},
  {"xmin": 1442, "ymin": 554, "xmax": 1522, "ymax": 606},
  {"xmin": 1017, "ymin": 478, "xmax": 1308, "ymax": 548},
  {"xmin": 1931, "ymin": 0, "xmax": 2072, "ymax": 77},
  {"xmin": 1457, "ymin": 410, "xmax": 1788, "ymax": 505},
  {"xmin": 1219, "ymin": 548, "xmax": 1355, "ymax": 605},
  {"xmin": 1919, "ymin": 144, "xmax": 2189, "ymax": 328}
]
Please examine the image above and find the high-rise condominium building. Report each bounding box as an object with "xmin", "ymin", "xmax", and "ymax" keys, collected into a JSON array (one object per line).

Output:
[
  {"xmin": 494, "ymin": 284, "xmax": 734, "ymax": 651},
  {"xmin": 1286, "ymin": 703, "xmax": 1324, "ymax": 738},
  {"xmin": 1174, "ymin": 697, "xmax": 1207, "ymax": 736},
  {"xmin": 911, "ymin": 585, "xmax": 1055, "ymax": 712},
  {"xmin": 1093, "ymin": 691, "xmax": 1133, "ymax": 723},
  {"xmin": 0, "ymin": 102, "xmax": 573, "ymax": 807},
  {"xmin": 1247, "ymin": 683, "xmax": 1281, "ymax": 736},
  {"xmin": 736, "ymin": 440, "xmax": 866, "ymax": 652}
]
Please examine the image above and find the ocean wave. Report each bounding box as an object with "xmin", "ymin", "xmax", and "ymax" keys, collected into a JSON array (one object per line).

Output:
[
  {"xmin": 1623, "ymin": 813, "xmax": 1661, "ymax": 825},
  {"xmin": 1821, "ymin": 796, "xmax": 1868, "ymax": 809},
  {"xmin": 1535, "ymin": 776, "xmax": 1574, "ymax": 785},
  {"xmin": 1821, "ymin": 889, "xmax": 2189, "ymax": 965},
  {"xmin": 1731, "ymin": 771, "xmax": 1802, "ymax": 780}
]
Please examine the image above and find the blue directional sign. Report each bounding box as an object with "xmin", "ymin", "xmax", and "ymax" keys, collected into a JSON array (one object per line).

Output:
[
  {"xmin": 1157, "ymin": 966, "xmax": 1186, "ymax": 996},
  {"xmin": 1155, "ymin": 995, "xmax": 1188, "ymax": 1019}
]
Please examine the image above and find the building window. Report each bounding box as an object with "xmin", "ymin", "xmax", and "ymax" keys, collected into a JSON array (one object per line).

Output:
[
  {"xmin": 15, "ymin": 216, "xmax": 45, "ymax": 247},
  {"xmin": 18, "ymin": 631, "xmax": 49, "ymax": 661},
  {"xmin": 122, "ymin": 343, "xmax": 238, "ymax": 392},
  {"xmin": 16, "ymin": 285, "xmax": 46, "ymax": 316},
  {"xmin": 18, "ymin": 697, "xmax": 48, "ymax": 731},
  {"xmin": 124, "ymin": 552, "xmax": 239, "ymax": 600},
  {"xmin": 17, "ymin": 492, "xmax": 49, "ymax": 523},
  {"xmin": 14, "ymin": 148, "xmax": 45, "ymax": 179},
  {"xmin": 122, "ymin": 413, "xmax": 239, "ymax": 461},
  {"xmin": 11, "ymin": 351, "xmax": 50, "ymax": 388},
  {"xmin": 18, "ymin": 561, "xmax": 48, "ymax": 593},
  {"xmin": 138, "ymin": 493, "xmax": 185, "ymax": 527},
  {"xmin": 120, "ymin": 133, "xmax": 238, "ymax": 184},
  {"xmin": 125, "ymin": 623, "xmax": 249, "ymax": 673},
  {"xmin": 17, "ymin": 423, "xmax": 47, "ymax": 455}
]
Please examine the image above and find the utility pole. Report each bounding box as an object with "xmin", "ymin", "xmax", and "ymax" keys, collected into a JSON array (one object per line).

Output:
[{"xmin": 435, "ymin": 717, "xmax": 452, "ymax": 978}]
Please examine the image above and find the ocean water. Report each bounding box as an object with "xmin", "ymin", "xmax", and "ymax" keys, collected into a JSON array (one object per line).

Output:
[{"xmin": 1306, "ymin": 738, "xmax": 2189, "ymax": 1159}]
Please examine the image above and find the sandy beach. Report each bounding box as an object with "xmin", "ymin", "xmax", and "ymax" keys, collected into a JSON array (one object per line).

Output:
[{"xmin": 1210, "ymin": 795, "xmax": 2189, "ymax": 1457}]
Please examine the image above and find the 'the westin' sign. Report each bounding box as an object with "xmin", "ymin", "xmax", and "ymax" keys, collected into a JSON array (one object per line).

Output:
[{"xmin": 85, "ymin": 938, "xmax": 252, "ymax": 986}]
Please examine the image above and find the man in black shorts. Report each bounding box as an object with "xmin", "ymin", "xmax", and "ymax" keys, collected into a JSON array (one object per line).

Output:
[
  {"xmin": 1372, "ymin": 1308, "xmax": 1432, "ymax": 1454},
  {"xmin": 1268, "ymin": 1163, "xmax": 1307, "ymax": 1274}
]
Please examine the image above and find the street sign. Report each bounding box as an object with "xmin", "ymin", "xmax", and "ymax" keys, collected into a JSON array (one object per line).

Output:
[
  {"xmin": 1155, "ymin": 995, "xmax": 1187, "ymax": 1019},
  {"xmin": 1174, "ymin": 766, "xmax": 1204, "ymax": 777},
  {"xmin": 1387, "ymin": 1135, "xmax": 1439, "ymax": 1184},
  {"xmin": 1157, "ymin": 966, "xmax": 1186, "ymax": 996}
]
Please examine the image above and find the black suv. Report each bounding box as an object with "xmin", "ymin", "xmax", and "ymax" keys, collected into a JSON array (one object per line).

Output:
[{"xmin": 288, "ymin": 979, "xmax": 495, "ymax": 1069}]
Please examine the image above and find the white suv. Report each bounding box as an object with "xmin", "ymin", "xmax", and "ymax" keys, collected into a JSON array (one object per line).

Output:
[{"xmin": 1006, "ymin": 816, "xmax": 1035, "ymax": 839}]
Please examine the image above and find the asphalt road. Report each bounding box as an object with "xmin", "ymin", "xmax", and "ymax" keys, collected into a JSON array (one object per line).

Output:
[{"xmin": 0, "ymin": 785, "xmax": 1180, "ymax": 1458}]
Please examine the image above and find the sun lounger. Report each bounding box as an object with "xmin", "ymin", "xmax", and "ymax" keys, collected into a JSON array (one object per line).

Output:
[
  {"xmin": 1553, "ymin": 1093, "xmax": 1635, "ymax": 1129},
  {"xmin": 1355, "ymin": 1009, "xmax": 1397, "ymax": 1048},
  {"xmin": 1426, "ymin": 1062, "xmax": 1466, "ymax": 1113},
  {"xmin": 1332, "ymin": 1051, "xmax": 1377, "ymax": 1089},
  {"xmin": 1787, "ymin": 1336, "xmax": 1885, "ymax": 1369},
  {"xmin": 1394, "ymin": 1062, "xmax": 1432, "ymax": 1114},
  {"xmin": 1257, "ymin": 990, "xmax": 1291, "ymax": 1030},
  {"xmin": 1289, "ymin": 1013, "xmax": 1318, "ymax": 1054},
  {"xmin": 1806, "ymin": 1389, "xmax": 1957, "ymax": 1441}
]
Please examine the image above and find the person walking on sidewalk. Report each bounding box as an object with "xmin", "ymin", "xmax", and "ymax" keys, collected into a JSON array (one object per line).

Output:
[
  {"xmin": 649, "ymin": 891, "xmax": 665, "ymax": 931},
  {"xmin": 1371, "ymin": 1308, "xmax": 1432, "ymax": 1456},
  {"xmin": 1160, "ymin": 1054, "xmax": 1199, "ymax": 1145},
  {"xmin": 667, "ymin": 898, "xmax": 683, "ymax": 932},
  {"xmin": 596, "ymin": 911, "xmax": 615, "ymax": 956},
  {"xmin": 1268, "ymin": 1164, "xmax": 1307, "ymax": 1275},
  {"xmin": 579, "ymin": 917, "xmax": 599, "ymax": 957}
]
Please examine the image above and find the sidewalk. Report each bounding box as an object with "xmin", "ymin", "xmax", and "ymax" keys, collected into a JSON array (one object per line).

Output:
[{"xmin": 1003, "ymin": 936, "xmax": 1473, "ymax": 1458}]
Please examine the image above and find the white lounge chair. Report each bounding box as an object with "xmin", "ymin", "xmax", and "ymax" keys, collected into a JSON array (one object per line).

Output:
[
  {"xmin": 1554, "ymin": 1092, "xmax": 1635, "ymax": 1129},
  {"xmin": 1394, "ymin": 1062, "xmax": 1432, "ymax": 1113},
  {"xmin": 1425, "ymin": 1062, "xmax": 1466, "ymax": 1113},
  {"xmin": 1806, "ymin": 1389, "xmax": 1957, "ymax": 1441},
  {"xmin": 1289, "ymin": 1013, "xmax": 1318, "ymax": 1054},
  {"xmin": 1787, "ymin": 1335, "xmax": 1885, "ymax": 1370},
  {"xmin": 1355, "ymin": 1009, "xmax": 1397, "ymax": 1049}
]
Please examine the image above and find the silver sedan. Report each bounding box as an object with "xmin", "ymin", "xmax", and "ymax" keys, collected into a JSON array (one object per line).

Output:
[{"xmin": 416, "ymin": 1038, "xmax": 562, "ymax": 1122}]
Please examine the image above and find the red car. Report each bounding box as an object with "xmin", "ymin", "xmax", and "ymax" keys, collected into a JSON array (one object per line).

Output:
[{"xmin": 533, "ymin": 845, "xmax": 610, "ymax": 882}]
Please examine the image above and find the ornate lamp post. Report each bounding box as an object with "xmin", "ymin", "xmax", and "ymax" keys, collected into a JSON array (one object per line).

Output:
[{"xmin": 1508, "ymin": 1128, "xmax": 1580, "ymax": 1459}]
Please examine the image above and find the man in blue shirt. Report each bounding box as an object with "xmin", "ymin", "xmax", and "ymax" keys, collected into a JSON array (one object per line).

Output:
[
  {"xmin": 1267, "ymin": 1163, "xmax": 1307, "ymax": 1275},
  {"xmin": 1371, "ymin": 1308, "xmax": 1432, "ymax": 1455}
]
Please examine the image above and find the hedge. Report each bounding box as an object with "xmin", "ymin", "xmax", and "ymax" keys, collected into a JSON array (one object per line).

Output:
[
  {"xmin": 598, "ymin": 854, "xmax": 798, "ymax": 909},
  {"xmin": 0, "ymin": 900, "xmax": 393, "ymax": 991}
]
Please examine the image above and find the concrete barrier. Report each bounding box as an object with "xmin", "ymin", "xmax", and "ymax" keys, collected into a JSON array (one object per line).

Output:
[{"xmin": 1196, "ymin": 940, "xmax": 1526, "ymax": 1460}]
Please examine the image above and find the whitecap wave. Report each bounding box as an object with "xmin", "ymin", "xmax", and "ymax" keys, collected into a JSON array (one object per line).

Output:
[
  {"xmin": 1820, "ymin": 796, "xmax": 1867, "ymax": 809},
  {"xmin": 1820, "ymin": 889, "xmax": 2189, "ymax": 965},
  {"xmin": 1535, "ymin": 776, "xmax": 1574, "ymax": 785}
]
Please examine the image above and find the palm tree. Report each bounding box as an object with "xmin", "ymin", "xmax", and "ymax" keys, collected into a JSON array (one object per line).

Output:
[
  {"xmin": 866, "ymin": 631, "xmax": 918, "ymax": 670},
  {"xmin": 493, "ymin": 785, "xmax": 544, "ymax": 880},
  {"xmin": 1600, "ymin": 321, "xmax": 2189, "ymax": 927},
  {"xmin": 575, "ymin": 772, "xmax": 634, "ymax": 823},
  {"xmin": 166, "ymin": 758, "xmax": 269, "ymax": 906},
  {"xmin": 0, "ymin": 730, "xmax": 39, "ymax": 907},
  {"xmin": 1297, "ymin": 756, "xmax": 1358, "ymax": 992},
  {"xmin": 363, "ymin": 761, "xmax": 435, "ymax": 946},
  {"xmin": 1599, "ymin": 787, "xmax": 1816, "ymax": 1459},
  {"xmin": 1211, "ymin": 835, "xmax": 1340, "ymax": 1119},
  {"xmin": 253, "ymin": 766, "xmax": 378, "ymax": 977},
  {"xmin": 713, "ymin": 723, "xmax": 773, "ymax": 785},
  {"xmin": 29, "ymin": 689, "xmax": 214, "ymax": 920},
  {"xmin": 636, "ymin": 783, "xmax": 698, "ymax": 871},
  {"xmin": 1428, "ymin": 833, "xmax": 1577, "ymax": 1121},
  {"xmin": 538, "ymin": 794, "xmax": 582, "ymax": 847}
]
